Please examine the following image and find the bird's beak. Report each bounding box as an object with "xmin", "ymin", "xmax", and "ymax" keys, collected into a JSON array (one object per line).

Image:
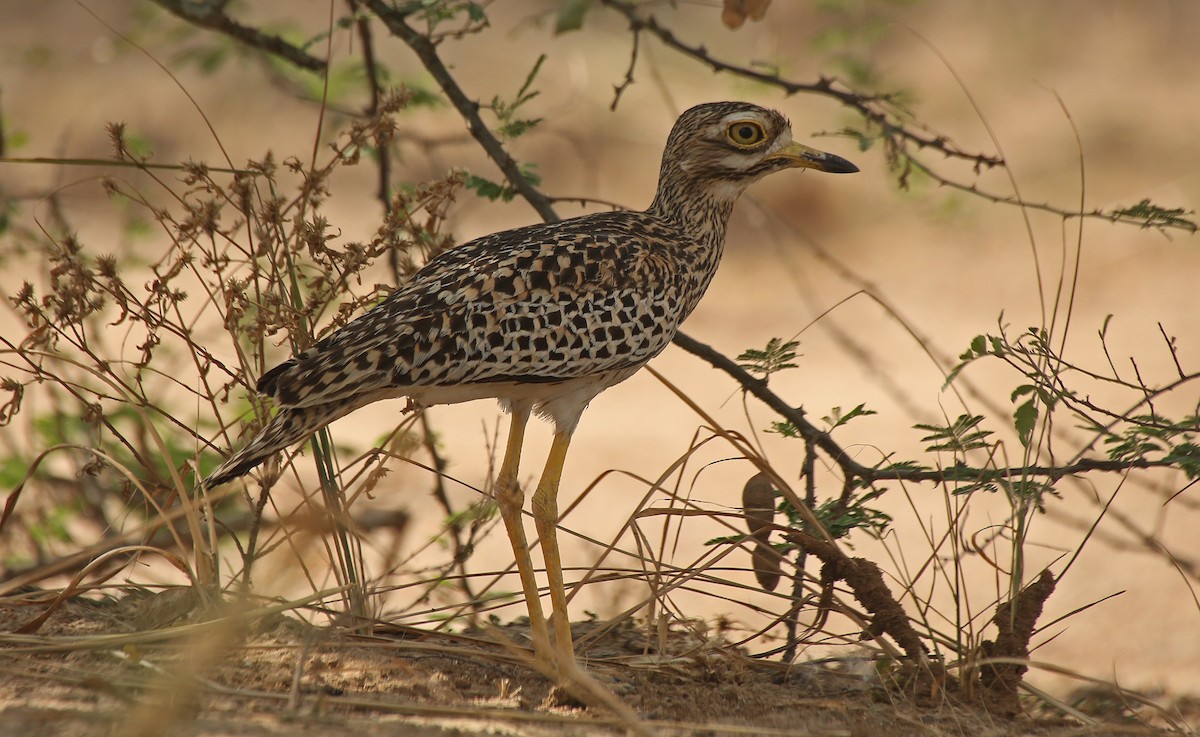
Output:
[{"xmin": 765, "ymin": 141, "xmax": 859, "ymax": 174}]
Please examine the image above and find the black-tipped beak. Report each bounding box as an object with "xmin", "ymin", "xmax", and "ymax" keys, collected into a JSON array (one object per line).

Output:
[{"xmin": 764, "ymin": 141, "xmax": 859, "ymax": 174}]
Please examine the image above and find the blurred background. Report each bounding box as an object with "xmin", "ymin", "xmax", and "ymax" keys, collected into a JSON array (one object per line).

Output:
[{"xmin": 2, "ymin": 0, "xmax": 1198, "ymax": 700}]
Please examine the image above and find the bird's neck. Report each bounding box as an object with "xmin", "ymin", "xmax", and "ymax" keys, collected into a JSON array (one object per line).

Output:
[
  {"xmin": 644, "ymin": 164, "xmax": 744, "ymax": 324},
  {"xmin": 646, "ymin": 164, "xmax": 742, "ymax": 250}
]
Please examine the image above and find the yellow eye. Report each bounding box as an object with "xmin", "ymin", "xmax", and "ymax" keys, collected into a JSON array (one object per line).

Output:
[{"xmin": 726, "ymin": 120, "xmax": 766, "ymax": 147}]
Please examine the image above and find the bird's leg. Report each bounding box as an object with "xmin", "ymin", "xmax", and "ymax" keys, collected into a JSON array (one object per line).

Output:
[
  {"xmin": 531, "ymin": 426, "xmax": 577, "ymax": 669},
  {"xmin": 493, "ymin": 403, "xmax": 553, "ymax": 664}
]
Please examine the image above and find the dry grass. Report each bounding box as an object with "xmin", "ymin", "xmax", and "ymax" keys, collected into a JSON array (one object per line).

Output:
[{"xmin": 1, "ymin": 2, "xmax": 1198, "ymax": 735}]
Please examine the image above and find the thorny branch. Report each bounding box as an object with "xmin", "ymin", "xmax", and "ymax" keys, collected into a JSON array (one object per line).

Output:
[
  {"xmin": 150, "ymin": 0, "xmax": 327, "ymax": 72},
  {"xmin": 125, "ymin": 1, "xmax": 1196, "ymax": 682},
  {"xmin": 357, "ymin": 10, "xmax": 1200, "ymax": 673},
  {"xmin": 358, "ymin": 4, "xmax": 1182, "ymax": 494},
  {"xmin": 153, "ymin": 0, "xmax": 1194, "ymax": 232},
  {"xmin": 598, "ymin": 0, "xmax": 1002, "ymax": 170},
  {"xmin": 366, "ymin": 0, "xmax": 559, "ymax": 224},
  {"xmin": 0, "ymin": 4, "xmax": 1185, "ymax": 714},
  {"xmin": 908, "ymin": 157, "xmax": 1199, "ymax": 233},
  {"xmin": 598, "ymin": 0, "xmax": 1195, "ymax": 233},
  {"xmin": 350, "ymin": 5, "xmax": 956, "ymax": 666},
  {"xmin": 675, "ymin": 331, "xmax": 1186, "ymax": 484},
  {"xmin": 610, "ymin": 24, "xmax": 641, "ymax": 112}
]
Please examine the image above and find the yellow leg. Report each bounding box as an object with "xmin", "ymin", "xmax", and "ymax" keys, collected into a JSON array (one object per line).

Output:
[
  {"xmin": 531, "ymin": 427, "xmax": 577, "ymax": 669},
  {"xmin": 493, "ymin": 404, "xmax": 553, "ymax": 664}
]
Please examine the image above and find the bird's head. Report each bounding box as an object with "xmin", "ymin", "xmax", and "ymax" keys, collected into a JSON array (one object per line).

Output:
[{"xmin": 652, "ymin": 102, "xmax": 857, "ymax": 213}]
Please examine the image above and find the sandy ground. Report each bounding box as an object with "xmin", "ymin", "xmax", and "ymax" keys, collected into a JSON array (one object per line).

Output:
[
  {"xmin": 2, "ymin": 0, "xmax": 1199, "ymax": 713},
  {"xmin": 5, "ymin": 596, "xmax": 1197, "ymax": 737}
]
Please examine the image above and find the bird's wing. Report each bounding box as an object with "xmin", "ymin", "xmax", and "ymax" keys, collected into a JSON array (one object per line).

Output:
[{"xmin": 257, "ymin": 213, "xmax": 688, "ymax": 409}]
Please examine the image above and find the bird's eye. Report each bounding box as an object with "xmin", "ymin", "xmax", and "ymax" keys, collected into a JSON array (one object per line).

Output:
[{"xmin": 726, "ymin": 121, "xmax": 766, "ymax": 147}]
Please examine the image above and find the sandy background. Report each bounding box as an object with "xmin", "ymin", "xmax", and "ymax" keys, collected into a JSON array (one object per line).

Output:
[{"xmin": 2, "ymin": 0, "xmax": 1199, "ymax": 699}]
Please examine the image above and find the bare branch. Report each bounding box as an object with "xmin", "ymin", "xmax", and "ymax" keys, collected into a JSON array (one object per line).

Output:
[
  {"xmin": 598, "ymin": 0, "xmax": 1197, "ymax": 233},
  {"xmin": 598, "ymin": 0, "xmax": 1002, "ymax": 170},
  {"xmin": 150, "ymin": 0, "xmax": 327, "ymax": 72},
  {"xmin": 610, "ymin": 25, "xmax": 640, "ymax": 111},
  {"xmin": 357, "ymin": 2, "xmax": 1182, "ymax": 493},
  {"xmin": 672, "ymin": 331, "xmax": 1177, "ymax": 485},
  {"xmin": 909, "ymin": 157, "xmax": 1198, "ymax": 234},
  {"xmin": 365, "ymin": 0, "xmax": 560, "ymax": 223}
]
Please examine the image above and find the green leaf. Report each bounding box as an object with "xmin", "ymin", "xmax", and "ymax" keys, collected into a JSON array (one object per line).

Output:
[
  {"xmin": 877, "ymin": 459, "xmax": 930, "ymax": 475},
  {"xmin": 485, "ymin": 55, "xmax": 546, "ymax": 141},
  {"xmin": 999, "ymin": 478, "xmax": 1058, "ymax": 510},
  {"xmin": 737, "ymin": 338, "xmax": 800, "ymax": 379},
  {"xmin": 950, "ymin": 480, "xmax": 999, "ymax": 496},
  {"xmin": 555, "ymin": 0, "xmax": 593, "ymax": 33},
  {"xmin": 1010, "ymin": 384, "xmax": 1035, "ymax": 403},
  {"xmin": 517, "ymin": 162, "xmax": 541, "ymax": 187},
  {"xmin": 768, "ymin": 421, "xmax": 800, "ymax": 438},
  {"xmin": 464, "ymin": 165, "xmax": 540, "ymax": 203},
  {"xmin": 498, "ymin": 117, "xmax": 543, "ymax": 139},
  {"xmin": 1110, "ymin": 198, "xmax": 1197, "ymax": 233},
  {"xmin": 1104, "ymin": 427, "xmax": 1163, "ymax": 461},
  {"xmin": 1013, "ymin": 398, "xmax": 1039, "ymax": 448},
  {"xmin": 514, "ymin": 55, "xmax": 546, "ymax": 107},
  {"xmin": 823, "ymin": 403, "xmax": 877, "ymax": 431},
  {"xmin": 1164, "ymin": 442, "xmax": 1200, "ymax": 480},
  {"xmin": 464, "ymin": 174, "xmax": 514, "ymax": 202},
  {"xmin": 947, "ymin": 333, "xmax": 999, "ymax": 386},
  {"xmin": 914, "ymin": 414, "xmax": 993, "ymax": 453},
  {"xmin": 466, "ymin": 2, "xmax": 487, "ymax": 23},
  {"xmin": 771, "ymin": 485, "xmax": 892, "ymax": 540}
]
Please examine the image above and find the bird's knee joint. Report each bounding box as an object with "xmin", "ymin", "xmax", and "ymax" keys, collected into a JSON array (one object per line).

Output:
[
  {"xmin": 495, "ymin": 475, "xmax": 524, "ymax": 509},
  {"xmin": 531, "ymin": 486, "xmax": 558, "ymax": 522}
]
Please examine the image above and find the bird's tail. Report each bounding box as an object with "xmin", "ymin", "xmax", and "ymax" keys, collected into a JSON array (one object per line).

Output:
[{"xmin": 204, "ymin": 393, "xmax": 378, "ymax": 488}]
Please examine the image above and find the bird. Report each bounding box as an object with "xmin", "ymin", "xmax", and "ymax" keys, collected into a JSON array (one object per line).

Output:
[{"xmin": 204, "ymin": 101, "xmax": 857, "ymax": 673}]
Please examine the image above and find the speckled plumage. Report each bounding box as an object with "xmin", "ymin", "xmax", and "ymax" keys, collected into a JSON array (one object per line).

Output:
[
  {"xmin": 204, "ymin": 101, "xmax": 856, "ymax": 671},
  {"xmin": 206, "ymin": 102, "xmax": 856, "ymax": 489}
]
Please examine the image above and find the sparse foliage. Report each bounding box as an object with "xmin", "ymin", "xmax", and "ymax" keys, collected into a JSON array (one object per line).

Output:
[
  {"xmin": 1, "ymin": 1, "xmax": 1196, "ymax": 733},
  {"xmin": 736, "ymin": 337, "xmax": 799, "ymax": 380}
]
